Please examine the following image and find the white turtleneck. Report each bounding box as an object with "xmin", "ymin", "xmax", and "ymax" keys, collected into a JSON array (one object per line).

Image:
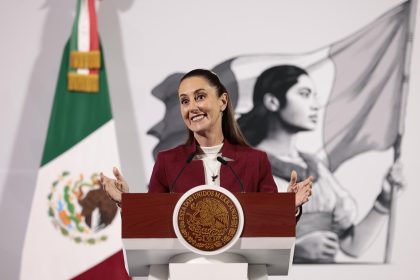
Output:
[{"xmin": 198, "ymin": 143, "xmax": 223, "ymax": 186}]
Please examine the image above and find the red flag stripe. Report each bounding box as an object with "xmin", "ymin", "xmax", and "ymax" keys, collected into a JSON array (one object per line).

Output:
[
  {"xmin": 72, "ymin": 250, "xmax": 131, "ymax": 280},
  {"xmin": 88, "ymin": 0, "xmax": 99, "ymax": 74}
]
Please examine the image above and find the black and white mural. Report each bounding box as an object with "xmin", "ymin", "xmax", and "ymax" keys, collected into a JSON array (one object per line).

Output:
[{"xmin": 145, "ymin": 1, "xmax": 411, "ymax": 263}]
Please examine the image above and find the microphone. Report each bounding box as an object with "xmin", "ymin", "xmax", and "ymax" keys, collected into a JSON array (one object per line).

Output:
[
  {"xmin": 169, "ymin": 151, "xmax": 196, "ymax": 193},
  {"xmin": 217, "ymin": 156, "xmax": 245, "ymax": 193}
]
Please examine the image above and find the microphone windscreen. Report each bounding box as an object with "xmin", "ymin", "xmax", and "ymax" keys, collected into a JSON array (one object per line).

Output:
[
  {"xmin": 216, "ymin": 156, "xmax": 228, "ymax": 165},
  {"xmin": 187, "ymin": 151, "xmax": 196, "ymax": 163}
]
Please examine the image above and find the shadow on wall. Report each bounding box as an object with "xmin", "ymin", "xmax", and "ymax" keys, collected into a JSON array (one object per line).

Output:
[
  {"xmin": 0, "ymin": 0, "xmax": 139, "ymax": 279},
  {"xmin": 0, "ymin": 1, "xmax": 74, "ymax": 279},
  {"xmin": 98, "ymin": 0, "xmax": 145, "ymax": 192}
]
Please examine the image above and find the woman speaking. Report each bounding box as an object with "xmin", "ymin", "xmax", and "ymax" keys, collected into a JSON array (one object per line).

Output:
[{"xmin": 100, "ymin": 69, "xmax": 312, "ymax": 214}]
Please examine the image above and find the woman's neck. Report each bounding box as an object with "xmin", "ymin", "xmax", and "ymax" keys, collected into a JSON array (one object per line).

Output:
[
  {"xmin": 257, "ymin": 117, "xmax": 299, "ymax": 158},
  {"xmin": 194, "ymin": 131, "xmax": 224, "ymax": 147}
]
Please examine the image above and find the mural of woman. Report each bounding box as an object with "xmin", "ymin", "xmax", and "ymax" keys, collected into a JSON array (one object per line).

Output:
[{"xmin": 238, "ymin": 65, "xmax": 404, "ymax": 263}]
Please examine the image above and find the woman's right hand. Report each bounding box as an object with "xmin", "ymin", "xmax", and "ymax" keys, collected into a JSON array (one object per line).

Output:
[
  {"xmin": 100, "ymin": 167, "xmax": 129, "ymax": 206},
  {"xmin": 294, "ymin": 231, "xmax": 339, "ymax": 262}
]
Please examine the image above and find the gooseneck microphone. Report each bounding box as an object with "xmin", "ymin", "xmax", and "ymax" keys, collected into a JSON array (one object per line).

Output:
[
  {"xmin": 169, "ymin": 151, "xmax": 196, "ymax": 193},
  {"xmin": 217, "ymin": 156, "xmax": 245, "ymax": 193}
]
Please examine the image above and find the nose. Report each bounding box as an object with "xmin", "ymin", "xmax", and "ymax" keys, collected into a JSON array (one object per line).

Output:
[
  {"xmin": 187, "ymin": 99, "xmax": 200, "ymax": 113},
  {"xmin": 310, "ymin": 96, "xmax": 320, "ymax": 111}
]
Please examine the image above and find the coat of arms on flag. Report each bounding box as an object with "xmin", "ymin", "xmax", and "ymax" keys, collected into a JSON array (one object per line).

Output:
[
  {"xmin": 47, "ymin": 171, "xmax": 117, "ymax": 244},
  {"xmin": 147, "ymin": 0, "xmax": 413, "ymax": 264}
]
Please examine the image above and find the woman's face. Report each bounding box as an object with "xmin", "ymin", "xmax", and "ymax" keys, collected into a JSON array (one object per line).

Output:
[
  {"xmin": 279, "ymin": 74, "xmax": 319, "ymax": 131},
  {"xmin": 178, "ymin": 76, "xmax": 227, "ymax": 137}
]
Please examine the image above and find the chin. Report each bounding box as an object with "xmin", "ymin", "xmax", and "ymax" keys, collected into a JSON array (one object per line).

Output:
[
  {"xmin": 281, "ymin": 118, "xmax": 315, "ymax": 133},
  {"xmin": 296, "ymin": 123, "xmax": 316, "ymax": 131},
  {"xmin": 294, "ymin": 119, "xmax": 317, "ymax": 131}
]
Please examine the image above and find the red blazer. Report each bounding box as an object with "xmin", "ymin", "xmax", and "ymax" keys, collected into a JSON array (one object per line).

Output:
[{"xmin": 148, "ymin": 140, "xmax": 278, "ymax": 193}]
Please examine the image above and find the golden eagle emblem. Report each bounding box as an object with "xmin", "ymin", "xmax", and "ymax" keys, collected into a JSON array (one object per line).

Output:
[{"xmin": 177, "ymin": 189, "xmax": 239, "ymax": 251}]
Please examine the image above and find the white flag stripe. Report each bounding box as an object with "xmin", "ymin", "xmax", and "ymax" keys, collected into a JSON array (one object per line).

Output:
[
  {"xmin": 21, "ymin": 120, "xmax": 122, "ymax": 279},
  {"xmin": 77, "ymin": 0, "xmax": 90, "ymax": 75}
]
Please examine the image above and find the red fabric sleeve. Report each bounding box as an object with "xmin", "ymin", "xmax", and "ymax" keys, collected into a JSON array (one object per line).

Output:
[
  {"xmin": 147, "ymin": 152, "xmax": 170, "ymax": 193},
  {"xmin": 257, "ymin": 151, "xmax": 278, "ymax": 193}
]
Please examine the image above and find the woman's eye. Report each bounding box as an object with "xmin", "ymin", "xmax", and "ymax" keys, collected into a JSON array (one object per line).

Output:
[
  {"xmin": 299, "ymin": 90, "xmax": 311, "ymax": 98},
  {"xmin": 180, "ymin": 99, "xmax": 189, "ymax": 105},
  {"xmin": 196, "ymin": 94, "xmax": 205, "ymax": 101}
]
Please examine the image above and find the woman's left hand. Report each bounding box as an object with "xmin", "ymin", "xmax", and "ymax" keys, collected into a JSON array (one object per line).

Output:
[{"xmin": 287, "ymin": 170, "xmax": 313, "ymax": 207}]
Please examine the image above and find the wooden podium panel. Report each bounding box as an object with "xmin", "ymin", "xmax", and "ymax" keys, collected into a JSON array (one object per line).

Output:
[
  {"xmin": 121, "ymin": 192, "xmax": 296, "ymax": 277},
  {"xmin": 122, "ymin": 192, "xmax": 296, "ymax": 238}
]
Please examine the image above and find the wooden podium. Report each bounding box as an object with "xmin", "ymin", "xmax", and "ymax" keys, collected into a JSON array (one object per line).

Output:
[{"xmin": 122, "ymin": 192, "xmax": 296, "ymax": 279}]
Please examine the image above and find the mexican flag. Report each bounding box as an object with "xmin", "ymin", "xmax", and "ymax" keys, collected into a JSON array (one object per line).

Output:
[{"xmin": 20, "ymin": 0, "xmax": 130, "ymax": 279}]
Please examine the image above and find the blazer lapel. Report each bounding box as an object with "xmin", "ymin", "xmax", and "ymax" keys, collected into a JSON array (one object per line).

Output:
[
  {"xmin": 219, "ymin": 141, "xmax": 241, "ymax": 191},
  {"xmin": 172, "ymin": 141, "xmax": 205, "ymax": 192},
  {"xmin": 188, "ymin": 158, "xmax": 206, "ymax": 186}
]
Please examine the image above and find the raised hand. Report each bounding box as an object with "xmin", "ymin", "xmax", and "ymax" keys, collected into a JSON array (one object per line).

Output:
[
  {"xmin": 375, "ymin": 160, "xmax": 405, "ymax": 212},
  {"xmin": 385, "ymin": 160, "xmax": 405, "ymax": 191},
  {"xmin": 287, "ymin": 170, "xmax": 313, "ymax": 207},
  {"xmin": 100, "ymin": 167, "xmax": 129, "ymax": 206}
]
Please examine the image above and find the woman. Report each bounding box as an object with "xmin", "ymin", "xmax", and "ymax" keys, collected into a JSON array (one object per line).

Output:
[
  {"xmin": 100, "ymin": 69, "xmax": 312, "ymax": 214},
  {"xmin": 238, "ymin": 65, "xmax": 404, "ymax": 263}
]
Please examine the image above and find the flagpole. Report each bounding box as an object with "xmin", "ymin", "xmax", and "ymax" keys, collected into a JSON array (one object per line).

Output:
[{"xmin": 384, "ymin": 0, "xmax": 417, "ymax": 264}]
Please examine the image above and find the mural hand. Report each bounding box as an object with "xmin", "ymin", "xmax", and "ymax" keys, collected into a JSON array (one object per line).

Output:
[
  {"xmin": 385, "ymin": 160, "xmax": 405, "ymax": 192},
  {"xmin": 375, "ymin": 160, "xmax": 405, "ymax": 213},
  {"xmin": 295, "ymin": 231, "xmax": 339, "ymax": 262}
]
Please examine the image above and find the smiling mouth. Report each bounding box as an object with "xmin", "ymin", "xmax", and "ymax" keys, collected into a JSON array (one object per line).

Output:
[{"xmin": 191, "ymin": 114, "xmax": 207, "ymax": 122}]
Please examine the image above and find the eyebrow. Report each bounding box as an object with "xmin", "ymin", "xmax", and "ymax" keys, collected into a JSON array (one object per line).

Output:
[
  {"xmin": 300, "ymin": 87, "xmax": 311, "ymax": 92},
  {"xmin": 178, "ymin": 88, "xmax": 207, "ymax": 97}
]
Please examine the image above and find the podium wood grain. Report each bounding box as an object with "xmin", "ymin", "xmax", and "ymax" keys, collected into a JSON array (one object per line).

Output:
[{"xmin": 122, "ymin": 193, "xmax": 296, "ymax": 238}]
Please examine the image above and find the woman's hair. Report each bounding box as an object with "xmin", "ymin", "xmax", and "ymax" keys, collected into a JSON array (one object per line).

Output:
[
  {"xmin": 180, "ymin": 69, "xmax": 250, "ymax": 146},
  {"xmin": 237, "ymin": 65, "xmax": 308, "ymax": 146}
]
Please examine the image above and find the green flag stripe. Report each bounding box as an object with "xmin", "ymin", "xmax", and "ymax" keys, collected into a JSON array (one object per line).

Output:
[
  {"xmin": 41, "ymin": 40, "xmax": 112, "ymax": 166},
  {"xmin": 70, "ymin": 0, "xmax": 81, "ymax": 53}
]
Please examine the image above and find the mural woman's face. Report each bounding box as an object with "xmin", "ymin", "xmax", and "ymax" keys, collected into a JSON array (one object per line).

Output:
[
  {"xmin": 279, "ymin": 74, "xmax": 319, "ymax": 131},
  {"xmin": 178, "ymin": 76, "xmax": 227, "ymax": 137}
]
